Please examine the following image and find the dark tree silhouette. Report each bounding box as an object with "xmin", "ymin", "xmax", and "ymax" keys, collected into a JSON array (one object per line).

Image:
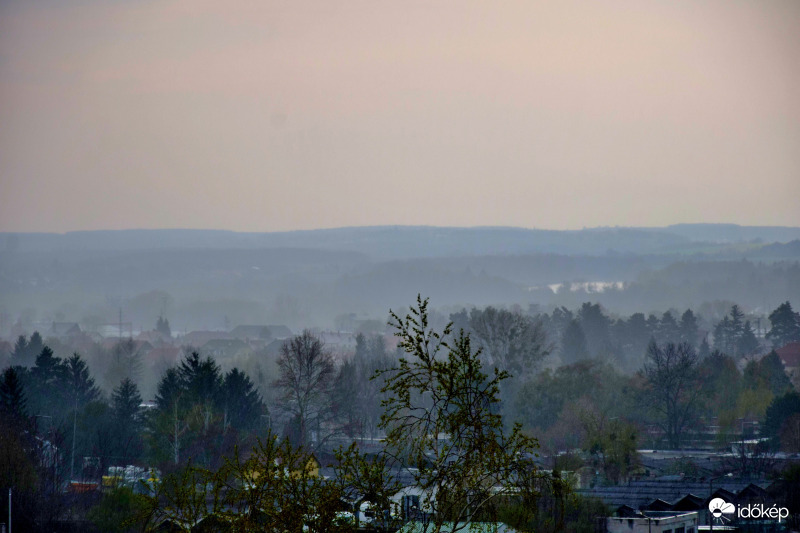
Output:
[
  {"xmin": 560, "ymin": 319, "xmax": 588, "ymax": 364},
  {"xmin": 64, "ymin": 353, "xmax": 101, "ymax": 407},
  {"xmin": 0, "ymin": 366, "xmax": 29, "ymax": 428},
  {"xmin": 156, "ymin": 316, "xmax": 172, "ymax": 338},
  {"xmin": 12, "ymin": 332, "xmax": 43, "ymax": 367},
  {"xmin": 221, "ymin": 368, "xmax": 265, "ymax": 433},
  {"xmin": 641, "ymin": 341, "xmax": 703, "ymax": 449},
  {"xmin": 767, "ymin": 301, "xmax": 800, "ymax": 347},
  {"xmin": 763, "ymin": 392, "xmax": 800, "ymax": 452},
  {"xmin": 112, "ymin": 378, "xmax": 144, "ymax": 462},
  {"xmin": 744, "ymin": 350, "xmax": 792, "ymax": 396},
  {"xmin": 275, "ymin": 330, "xmax": 335, "ymax": 449},
  {"xmin": 679, "ymin": 309, "xmax": 700, "ymax": 347}
]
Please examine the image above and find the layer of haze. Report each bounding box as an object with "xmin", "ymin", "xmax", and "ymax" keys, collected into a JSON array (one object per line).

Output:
[{"xmin": 1, "ymin": 0, "xmax": 798, "ymax": 233}]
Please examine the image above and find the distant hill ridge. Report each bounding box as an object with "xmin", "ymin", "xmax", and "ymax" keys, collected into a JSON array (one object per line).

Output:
[{"xmin": 2, "ymin": 224, "xmax": 799, "ymax": 259}]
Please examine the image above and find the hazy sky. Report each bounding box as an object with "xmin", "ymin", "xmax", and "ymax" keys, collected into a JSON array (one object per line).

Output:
[{"xmin": 1, "ymin": 0, "xmax": 798, "ymax": 233}]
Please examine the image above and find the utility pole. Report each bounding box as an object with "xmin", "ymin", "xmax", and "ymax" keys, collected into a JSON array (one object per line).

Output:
[
  {"xmin": 70, "ymin": 396, "xmax": 78, "ymax": 482},
  {"xmin": 173, "ymin": 401, "xmax": 180, "ymax": 465}
]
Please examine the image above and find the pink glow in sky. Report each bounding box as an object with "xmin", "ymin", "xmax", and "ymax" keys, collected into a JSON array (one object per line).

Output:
[{"xmin": 1, "ymin": 0, "xmax": 798, "ymax": 232}]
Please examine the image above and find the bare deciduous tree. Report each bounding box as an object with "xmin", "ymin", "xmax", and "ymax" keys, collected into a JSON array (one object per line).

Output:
[
  {"xmin": 468, "ymin": 306, "xmax": 550, "ymax": 377},
  {"xmin": 275, "ymin": 330, "xmax": 335, "ymax": 449},
  {"xmin": 641, "ymin": 341, "xmax": 704, "ymax": 449}
]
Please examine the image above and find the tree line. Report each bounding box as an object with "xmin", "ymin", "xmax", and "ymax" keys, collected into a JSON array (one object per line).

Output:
[{"xmin": 2, "ymin": 298, "xmax": 800, "ymax": 531}]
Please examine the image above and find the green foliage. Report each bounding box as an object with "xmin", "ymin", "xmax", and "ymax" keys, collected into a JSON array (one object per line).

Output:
[
  {"xmin": 87, "ymin": 486, "xmax": 148, "ymax": 533},
  {"xmin": 380, "ymin": 296, "xmax": 540, "ymax": 530},
  {"xmin": 140, "ymin": 459, "xmax": 217, "ymax": 532},
  {"xmin": 140, "ymin": 435, "xmax": 351, "ymax": 533},
  {"xmin": 497, "ymin": 479, "xmax": 609, "ymax": 533},
  {"xmin": 333, "ymin": 442, "xmax": 401, "ymax": 530},
  {"xmin": 698, "ymin": 350, "xmax": 741, "ymax": 418},
  {"xmin": 664, "ymin": 457, "xmax": 701, "ymax": 478},
  {"xmin": 514, "ymin": 359, "xmax": 630, "ymax": 444},
  {"xmin": 583, "ymin": 418, "xmax": 640, "ymax": 484}
]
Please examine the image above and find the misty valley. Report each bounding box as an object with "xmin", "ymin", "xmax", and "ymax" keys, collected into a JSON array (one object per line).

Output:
[{"xmin": 2, "ymin": 225, "xmax": 800, "ymax": 532}]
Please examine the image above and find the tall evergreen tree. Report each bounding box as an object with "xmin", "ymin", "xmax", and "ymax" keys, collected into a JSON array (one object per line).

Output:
[
  {"xmin": 767, "ymin": 302, "xmax": 800, "ymax": 347},
  {"xmin": 150, "ymin": 368, "xmax": 186, "ymax": 465},
  {"xmin": 0, "ymin": 366, "xmax": 29, "ymax": 428},
  {"xmin": 28, "ymin": 331, "xmax": 43, "ymax": 354},
  {"xmin": 745, "ymin": 351, "xmax": 792, "ymax": 396},
  {"xmin": 730, "ymin": 305, "xmax": 745, "ymax": 340},
  {"xmin": 12, "ymin": 332, "xmax": 45, "ymax": 367},
  {"xmin": 714, "ymin": 316, "xmax": 735, "ymax": 355},
  {"xmin": 156, "ymin": 316, "xmax": 172, "ymax": 338},
  {"xmin": 737, "ymin": 321, "xmax": 760, "ymax": 356},
  {"xmin": 561, "ymin": 319, "xmax": 589, "ymax": 364},
  {"xmin": 64, "ymin": 353, "xmax": 102, "ymax": 407},
  {"xmin": 111, "ymin": 378, "xmax": 144, "ymax": 463},
  {"xmin": 28, "ymin": 345, "xmax": 67, "ymax": 420},
  {"xmin": 679, "ymin": 309, "xmax": 699, "ymax": 347},
  {"xmin": 112, "ymin": 378, "xmax": 143, "ymax": 425},
  {"xmin": 154, "ymin": 368, "xmax": 182, "ymax": 412},
  {"xmin": 578, "ymin": 302, "xmax": 612, "ymax": 358},
  {"xmin": 657, "ymin": 311, "xmax": 681, "ymax": 345},
  {"xmin": 221, "ymin": 368, "xmax": 264, "ymax": 433},
  {"xmin": 11, "ymin": 335, "xmax": 29, "ymax": 365},
  {"xmin": 178, "ymin": 351, "xmax": 222, "ymax": 409},
  {"xmin": 698, "ymin": 336, "xmax": 711, "ymax": 359},
  {"xmin": 621, "ymin": 313, "xmax": 652, "ymax": 366}
]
